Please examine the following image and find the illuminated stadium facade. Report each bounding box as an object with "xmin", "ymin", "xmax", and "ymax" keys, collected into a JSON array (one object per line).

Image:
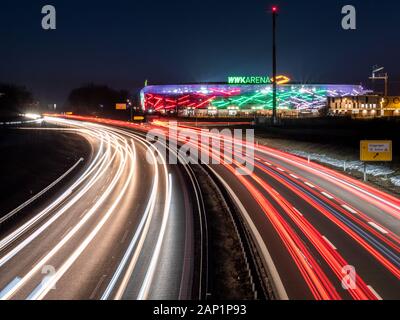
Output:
[{"xmin": 140, "ymin": 83, "xmax": 367, "ymax": 116}]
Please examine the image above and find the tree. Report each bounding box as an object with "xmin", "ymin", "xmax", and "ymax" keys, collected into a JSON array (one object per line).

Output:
[
  {"xmin": 0, "ymin": 83, "xmax": 34, "ymax": 116},
  {"xmin": 66, "ymin": 84, "xmax": 129, "ymax": 116}
]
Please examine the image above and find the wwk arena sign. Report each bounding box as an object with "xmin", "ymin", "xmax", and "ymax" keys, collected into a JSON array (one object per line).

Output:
[{"xmin": 227, "ymin": 75, "xmax": 290, "ymax": 85}]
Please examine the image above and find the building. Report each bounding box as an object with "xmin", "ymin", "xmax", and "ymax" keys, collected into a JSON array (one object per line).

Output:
[
  {"xmin": 328, "ymin": 95, "xmax": 400, "ymax": 117},
  {"xmin": 140, "ymin": 83, "xmax": 367, "ymax": 117}
]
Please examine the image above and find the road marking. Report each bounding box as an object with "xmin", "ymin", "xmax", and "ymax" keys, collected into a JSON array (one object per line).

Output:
[
  {"xmin": 61, "ymin": 226, "xmax": 73, "ymax": 239},
  {"xmin": 264, "ymin": 161, "xmax": 272, "ymax": 166},
  {"xmin": 276, "ymin": 167, "xmax": 285, "ymax": 172},
  {"xmin": 293, "ymin": 207, "xmax": 303, "ymax": 217},
  {"xmin": 90, "ymin": 274, "xmax": 107, "ymax": 300},
  {"xmin": 368, "ymin": 222, "xmax": 389, "ymax": 235},
  {"xmin": 321, "ymin": 192, "xmax": 335, "ymax": 200},
  {"xmin": 304, "ymin": 182, "xmax": 315, "ymax": 188},
  {"xmin": 299, "ymin": 252, "xmax": 312, "ymax": 269},
  {"xmin": 290, "ymin": 174, "xmax": 299, "ymax": 179},
  {"xmin": 367, "ymin": 285, "xmax": 383, "ymax": 300},
  {"xmin": 205, "ymin": 166, "xmax": 289, "ymax": 300},
  {"xmin": 255, "ymin": 157, "xmax": 261, "ymax": 161},
  {"xmin": 27, "ymin": 277, "xmax": 54, "ymax": 300},
  {"xmin": 256, "ymin": 145, "xmax": 400, "ymax": 215},
  {"xmin": 92, "ymin": 195, "xmax": 100, "ymax": 205},
  {"xmin": 0, "ymin": 277, "xmax": 21, "ymax": 299},
  {"xmin": 270, "ymin": 188, "xmax": 280, "ymax": 196},
  {"xmin": 120, "ymin": 229, "xmax": 129, "ymax": 244},
  {"xmin": 0, "ymin": 158, "xmax": 84, "ymax": 225},
  {"xmin": 341, "ymin": 204, "xmax": 358, "ymax": 214},
  {"xmin": 79, "ymin": 209, "xmax": 89, "ymax": 219},
  {"xmin": 322, "ymin": 236, "xmax": 337, "ymax": 250}
]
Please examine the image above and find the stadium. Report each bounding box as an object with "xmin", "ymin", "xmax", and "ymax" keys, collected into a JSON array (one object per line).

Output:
[{"xmin": 140, "ymin": 82, "xmax": 367, "ymax": 117}]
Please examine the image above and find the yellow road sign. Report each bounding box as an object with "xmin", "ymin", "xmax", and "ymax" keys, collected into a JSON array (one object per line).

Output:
[
  {"xmin": 133, "ymin": 116, "xmax": 145, "ymax": 121},
  {"xmin": 116, "ymin": 103, "xmax": 127, "ymax": 110},
  {"xmin": 360, "ymin": 140, "xmax": 392, "ymax": 162}
]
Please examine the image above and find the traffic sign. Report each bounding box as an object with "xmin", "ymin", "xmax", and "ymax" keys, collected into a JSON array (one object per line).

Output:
[
  {"xmin": 116, "ymin": 103, "xmax": 127, "ymax": 110},
  {"xmin": 133, "ymin": 116, "xmax": 145, "ymax": 121},
  {"xmin": 360, "ymin": 140, "xmax": 392, "ymax": 162}
]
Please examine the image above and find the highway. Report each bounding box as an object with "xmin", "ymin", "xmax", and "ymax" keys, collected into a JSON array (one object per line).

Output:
[
  {"xmin": 61, "ymin": 116, "xmax": 399, "ymax": 300},
  {"xmin": 171, "ymin": 122, "xmax": 400, "ymax": 300},
  {"xmin": 0, "ymin": 118, "xmax": 198, "ymax": 300}
]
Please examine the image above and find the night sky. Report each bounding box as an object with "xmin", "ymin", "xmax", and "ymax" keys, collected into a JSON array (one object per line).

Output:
[{"xmin": 1, "ymin": 0, "xmax": 399, "ymax": 106}]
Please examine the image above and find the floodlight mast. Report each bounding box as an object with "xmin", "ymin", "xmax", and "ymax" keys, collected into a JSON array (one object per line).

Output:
[{"xmin": 271, "ymin": 6, "xmax": 278, "ymax": 124}]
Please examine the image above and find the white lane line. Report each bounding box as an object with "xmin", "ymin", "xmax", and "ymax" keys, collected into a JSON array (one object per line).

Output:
[
  {"xmin": 293, "ymin": 207, "xmax": 303, "ymax": 217},
  {"xmin": 264, "ymin": 161, "xmax": 272, "ymax": 166},
  {"xmin": 341, "ymin": 204, "xmax": 358, "ymax": 214},
  {"xmin": 270, "ymin": 188, "xmax": 280, "ymax": 196},
  {"xmin": 321, "ymin": 192, "xmax": 335, "ymax": 200},
  {"xmin": 0, "ymin": 278, "xmax": 21, "ymax": 299},
  {"xmin": 368, "ymin": 222, "xmax": 389, "ymax": 235},
  {"xmin": 304, "ymin": 182, "xmax": 315, "ymax": 188},
  {"xmin": 367, "ymin": 285, "xmax": 383, "ymax": 300},
  {"xmin": 79, "ymin": 209, "xmax": 89, "ymax": 219},
  {"xmin": 255, "ymin": 157, "xmax": 261, "ymax": 161},
  {"xmin": 0, "ymin": 135, "xmax": 107, "ymax": 257},
  {"xmin": 322, "ymin": 236, "xmax": 337, "ymax": 250},
  {"xmin": 120, "ymin": 230, "xmax": 129, "ymax": 244},
  {"xmin": 90, "ymin": 274, "xmax": 107, "ymax": 300},
  {"xmin": 276, "ymin": 167, "xmax": 285, "ymax": 172},
  {"xmin": 257, "ymin": 147, "xmax": 400, "ymax": 213},
  {"xmin": 206, "ymin": 167, "xmax": 289, "ymax": 300},
  {"xmin": 290, "ymin": 174, "xmax": 299, "ymax": 179}
]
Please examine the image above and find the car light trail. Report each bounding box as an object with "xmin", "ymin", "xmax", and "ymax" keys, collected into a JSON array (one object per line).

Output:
[
  {"xmin": 137, "ymin": 173, "xmax": 172, "ymax": 300},
  {"xmin": 42, "ymin": 114, "xmax": 400, "ymax": 300},
  {"xmin": 28, "ymin": 141, "xmax": 137, "ymax": 300},
  {"xmin": 1, "ymin": 132, "xmax": 129, "ymax": 300},
  {"xmin": 0, "ymin": 117, "xmax": 178, "ymax": 300}
]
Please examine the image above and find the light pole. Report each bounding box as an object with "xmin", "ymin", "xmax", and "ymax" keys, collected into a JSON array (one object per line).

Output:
[
  {"xmin": 369, "ymin": 66, "xmax": 389, "ymax": 97},
  {"xmin": 272, "ymin": 5, "xmax": 278, "ymax": 124},
  {"xmin": 127, "ymin": 99, "xmax": 133, "ymax": 121}
]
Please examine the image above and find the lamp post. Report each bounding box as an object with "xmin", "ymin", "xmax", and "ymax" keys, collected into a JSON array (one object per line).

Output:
[
  {"xmin": 369, "ymin": 66, "xmax": 388, "ymax": 97},
  {"xmin": 127, "ymin": 99, "xmax": 133, "ymax": 121},
  {"xmin": 271, "ymin": 6, "xmax": 278, "ymax": 124}
]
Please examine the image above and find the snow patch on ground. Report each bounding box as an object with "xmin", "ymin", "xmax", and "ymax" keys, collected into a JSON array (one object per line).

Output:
[
  {"xmin": 390, "ymin": 176, "xmax": 400, "ymax": 187},
  {"xmin": 291, "ymin": 150, "xmax": 395, "ymax": 177}
]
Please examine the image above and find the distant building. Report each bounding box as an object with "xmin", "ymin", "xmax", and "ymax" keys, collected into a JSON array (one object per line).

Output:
[
  {"xmin": 328, "ymin": 95, "xmax": 400, "ymax": 117},
  {"xmin": 140, "ymin": 83, "xmax": 366, "ymax": 117}
]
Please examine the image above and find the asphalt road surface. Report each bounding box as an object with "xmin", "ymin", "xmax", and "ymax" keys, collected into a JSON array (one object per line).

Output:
[
  {"xmin": 0, "ymin": 118, "xmax": 195, "ymax": 300},
  {"xmin": 3, "ymin": 114, "xmax": 399, "ymax": 300}
]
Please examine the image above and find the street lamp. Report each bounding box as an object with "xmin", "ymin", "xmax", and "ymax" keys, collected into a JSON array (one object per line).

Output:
[{"xmin": 127, "ymin": 99, "xmax": 133, "ymax": 121}]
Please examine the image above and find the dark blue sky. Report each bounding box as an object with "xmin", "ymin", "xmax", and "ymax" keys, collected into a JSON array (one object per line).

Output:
[{"xmin": 0, "ymin": 0, "xmax": 399, "ymax": 105}]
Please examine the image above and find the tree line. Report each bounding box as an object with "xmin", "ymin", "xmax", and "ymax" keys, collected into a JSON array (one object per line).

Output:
[{"xmin": 0, "ymin": 83, "xmax": 131, "ymax": 118}]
